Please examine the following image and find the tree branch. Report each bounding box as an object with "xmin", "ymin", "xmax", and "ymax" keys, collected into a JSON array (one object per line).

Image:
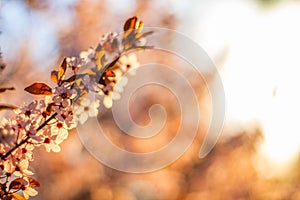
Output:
[{"xmin": 0, "ymin": 112, "xmax": 58, "ymax": 160}]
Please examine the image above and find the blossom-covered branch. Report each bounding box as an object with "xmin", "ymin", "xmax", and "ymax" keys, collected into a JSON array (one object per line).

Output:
[{"xmin": 0, "ymin": 16, "xmax": 152, "ymax": 200}]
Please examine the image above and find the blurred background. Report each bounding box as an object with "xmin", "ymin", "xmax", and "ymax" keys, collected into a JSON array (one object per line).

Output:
[{"xmin": 1, "ymin": 0, "xmax": 300, "ymax": 199}]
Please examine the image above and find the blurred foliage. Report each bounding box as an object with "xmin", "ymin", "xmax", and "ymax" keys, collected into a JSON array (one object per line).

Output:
[
  {"xmin": 32, "ymin": 127, "xmax": 300, "ymax": 200},
  {"xmin": 2, "ymin": 0, "xmax": 300, "ymax": 199},
  {"xmin": 256, "ymin": 0, "xmax": 300, "ymax": 7}
]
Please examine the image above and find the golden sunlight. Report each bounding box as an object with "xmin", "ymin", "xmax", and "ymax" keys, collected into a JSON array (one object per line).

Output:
[{"xmin": 200, "ymin": 1, "xmax": 300, "ymax": 175}]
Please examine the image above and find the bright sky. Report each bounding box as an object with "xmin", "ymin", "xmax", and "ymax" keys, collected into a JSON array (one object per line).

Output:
[
  {"xmin": 0, "ymin": 0, "xmax": 77, "ymax": 70},
  {"xmin": 182, "ymin": 0, "xmax": 300, "ymax": 170}
]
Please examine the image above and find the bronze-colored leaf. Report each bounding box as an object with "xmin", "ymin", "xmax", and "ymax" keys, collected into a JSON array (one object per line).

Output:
[
  {"xmin": 11, "ymin": 193, "xmax": 26, "ymax": 200},
  {"xmin": 51, "ymin": 70, "xmax": 59, "ymax": 83},
  {"xmin": 28, "ymin": 177, "xmax": 40, "ymax": 188},
  {"xmin": 46, "ymin": 102, "xmax": 54, "ymax": 113},
  {"xmin": 123, "ymin": 16, "xmax": 143, "ymax": 31},
  {"xmin": 0, "ymin": 87, "xmax": 15, "ymax": 93},
  {"xmin": 105, "ymin": 70, "xmax": 115, "ymax": 77},
  {"xmin": 9, "ymin": 178, "xmax": 23, "ymax": 190},
  {"xmin": 24, "ymin": 83, "xmax": 52, "ymax": 95},
  {"xmin": 0, "ymin": 104, "xmax": 17, "ymax": 111},
  {"xmin": 57, "ymin": 58, "xmax": 67, "ymax": 82}
]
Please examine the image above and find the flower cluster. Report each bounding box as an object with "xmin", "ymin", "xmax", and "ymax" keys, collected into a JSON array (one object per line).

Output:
[{"xmin": 0, "ymin": 16, "xmax": 152, "ymax": 199}]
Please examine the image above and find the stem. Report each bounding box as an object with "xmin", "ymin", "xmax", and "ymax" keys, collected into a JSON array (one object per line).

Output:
[
  {"xmin": 1, "ymin": 39, "xmax": 147, "ymax": 161},
  {"xmin": 61, "ymin": 74, "xmax": 85, "ymax": 84},
  {"xmin": 36, "ymin": 112, "xmax": 57, "ymax": 132},
  {"xmin": 98, "ymin": 55, "xmax": 121, "ymax": 76},
  {"xmin": 0, "ymin": 112, "xmax": 58, "ymax": 160}
]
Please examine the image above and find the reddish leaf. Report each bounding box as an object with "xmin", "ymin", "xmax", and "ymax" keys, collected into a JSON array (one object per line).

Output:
[
  {"xmin": 11, "ymin": 193, "xmax": 26, "ymax": 200},
  {"xmin": 28, "ymin": 177, "xmax": 40, "ymax": 188},
  {"xmin": 57, "ymin": 58, "xmax": 67, "ymax": 82},
  {"xmin": 24, "ymin": 83, "xmax": 52, "ymax": 95},
  {"xmin": 123, "ymin": 16, "xmax": 143, "ymax": 31},
  {"xmin": 105, "ymin": 70, "xmax": 115, "ymax": 77},
  {"xmin": 0, "ymin": 104, "xmax": 17, "ymax": 111},
  {"xmin": 51, "ymin": 70, "xmax": 59, "ymax": 83},
  {"xmin": 9, "ymin": 178, "xmax": 23, "ymax": 190},
  {"xmin": 46, "ymin": 103, "xmax": 54, "ymax": 113},
  {"xmin": 0, "ymin": 87, "xmax": 15, "ymax": 93}
]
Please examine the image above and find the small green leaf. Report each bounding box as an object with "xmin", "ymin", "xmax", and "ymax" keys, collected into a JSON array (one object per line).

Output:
[{"xmin": 95, "ymin": 47, "xmax": 106, "ymax": 71}]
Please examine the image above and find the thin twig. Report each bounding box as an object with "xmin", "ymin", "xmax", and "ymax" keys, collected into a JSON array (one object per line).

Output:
[{"xmin": 0, "ymin": 112, "xmax": 58, "ymax": 160}]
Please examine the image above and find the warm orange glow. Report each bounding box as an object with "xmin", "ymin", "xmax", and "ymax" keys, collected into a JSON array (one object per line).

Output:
[{"xmin": 200, "ymin": 1, "xmax": 300, "ymax": 175}]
